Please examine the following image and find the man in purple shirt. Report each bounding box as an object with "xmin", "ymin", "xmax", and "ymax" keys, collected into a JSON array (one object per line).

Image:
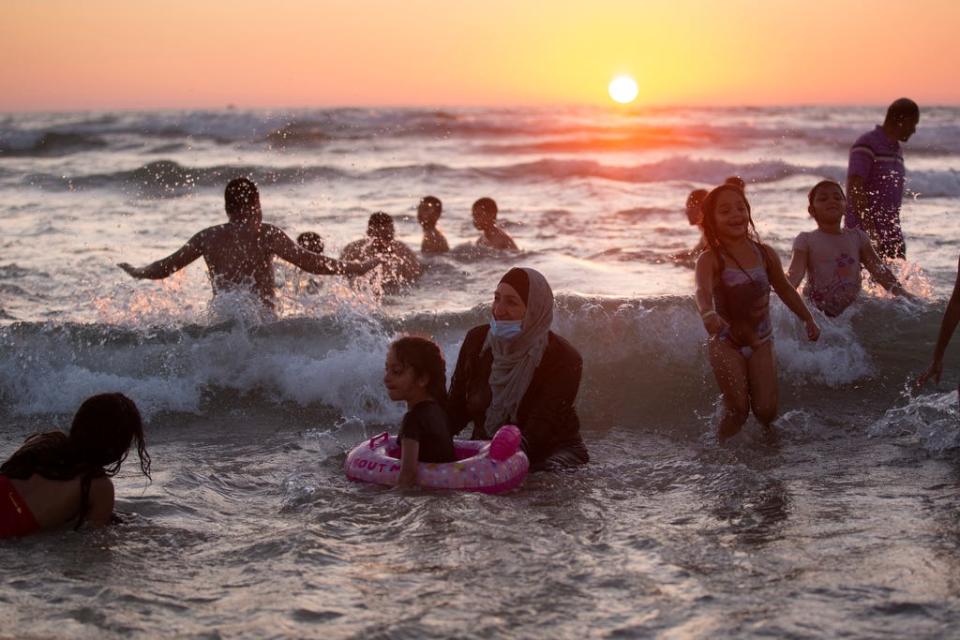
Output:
[{"xmin": 844, "ymin": 98, "xmax": 920, "ymax": 260}]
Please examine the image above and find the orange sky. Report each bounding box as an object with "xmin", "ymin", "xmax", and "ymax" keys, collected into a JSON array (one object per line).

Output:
[{"xmin": 2, "ymin": 0, "xmax": 958, "ymax": 111}]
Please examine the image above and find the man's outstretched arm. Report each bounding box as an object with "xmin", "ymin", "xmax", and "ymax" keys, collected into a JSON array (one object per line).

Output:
[{"xmin": 118, "ymin": 232, "xmax": 205, "ymax": 279}]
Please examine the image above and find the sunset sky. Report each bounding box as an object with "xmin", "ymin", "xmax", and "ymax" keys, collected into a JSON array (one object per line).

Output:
[{"xmin": 3, "ymin": 0, "xmax": 958, "ymax": 111}]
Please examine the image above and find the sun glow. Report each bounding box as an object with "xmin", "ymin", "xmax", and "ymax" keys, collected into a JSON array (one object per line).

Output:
[{"xmin": 608, "ymin": 75, "xmax": 639, "ymax": 104}]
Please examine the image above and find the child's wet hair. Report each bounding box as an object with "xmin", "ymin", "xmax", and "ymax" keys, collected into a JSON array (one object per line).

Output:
[
  {"xmin": 69, "ymin": 392, "xmax": 151, "ymax": 479},
  {"xmin": 389, "ymin": 336, "xmax": 448, "ymax": 405},
  {"xmin": 807, "ymin": 180, "xmax": 846, "ymax": 207}
]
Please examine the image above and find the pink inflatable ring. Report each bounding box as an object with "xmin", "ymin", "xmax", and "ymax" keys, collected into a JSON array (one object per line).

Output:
[{"xmin": 344, "ymin": 425, "xmax": 529, "ymax": 494}]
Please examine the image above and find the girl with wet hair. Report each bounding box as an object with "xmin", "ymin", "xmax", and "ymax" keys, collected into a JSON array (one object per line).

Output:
[
  {"xmin": 384, "ymin": 336, "xmax": 455, "ymax": 487},
  {"xmin": 695, "ymin": 184, "xmax": 820, "ymax": 442},
  {"xmin": 0, "ymin": 393, "xmax": 151, "ymax": 537}
]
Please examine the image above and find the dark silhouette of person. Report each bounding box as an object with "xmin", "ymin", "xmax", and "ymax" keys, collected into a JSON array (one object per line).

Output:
[
  {"xmin": 296, "ymin": 232, "xmax": 324, "ymax": 254},
  {"xmin": 341, "ymin": 212, "xmax": 423, "ymax": 289},
  {"xmin": 118, "ymin": 178, "xmax": 372, "ymax": 310},
  {"xmin": 844, "ymin": 98, "xmax": 920, "ymax": 260},
  {"xmin": 417, "ymin": 196, "xmax": 450, "ymax": 254},
  {"xmin": 472, "ymin": 197, "xmax": 518, "ymax": 251}
]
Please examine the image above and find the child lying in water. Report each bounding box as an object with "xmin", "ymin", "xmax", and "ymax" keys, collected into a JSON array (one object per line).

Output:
[
  {"xmin": 0, "ymin": 393, "xmax": 151, "ymax": 538},
  {"xmin": 787, "ymin": 180, "xmax": 913, "ymax": 317}
]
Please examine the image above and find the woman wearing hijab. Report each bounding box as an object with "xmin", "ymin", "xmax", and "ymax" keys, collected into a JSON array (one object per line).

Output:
[{"xmin": 447, "ymin": 267, "xmax": 589, "ymax": 470}]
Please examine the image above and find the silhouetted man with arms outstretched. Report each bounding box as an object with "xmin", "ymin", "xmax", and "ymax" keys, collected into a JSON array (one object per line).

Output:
[{"xmin": 119, "ymin": 178, "xmax": 372, "ymax": 309}]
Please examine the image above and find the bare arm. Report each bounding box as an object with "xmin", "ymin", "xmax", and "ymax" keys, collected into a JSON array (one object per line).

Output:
[
  {"xmin": 764, "ymin": 245, "xmax": 820, "ymax": 341},
  {"xmin": 268, "ymin": 228, "xmax": 372, "ymax": 276},
  {"xmin": 786, "ymin": 245, "xmax": 808, "ymax": 289},
  {"xmin": 118, "ymin": 232, "xmax": 204, "ymax": 279},
  {"xmin": 694, "ymin": 250, "xmax": 728, "ymax": 336},
  {"xmin": 918, "ymin": 256, "xmax": 960, "ymax": 386},
  {"xmin": 398, "ymin": 438, "xmax": 419, "ymax": 488},
  {"xmin": 847, "ymin": 174, "xmax": 875, "ymax": 236},
  {"xmin": 861, "ymin": 238, "xmax": 911, "ymax": 297}
]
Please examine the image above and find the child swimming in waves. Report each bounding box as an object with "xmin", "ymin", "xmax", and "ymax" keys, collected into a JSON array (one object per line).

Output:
[
  {"xmin": 694, "ymin": 184, "xmax": 820, "ymax": 442},
  {"xmin": 0, "ymin": 393, "xmax": 151, "ymax": 538},
  {"xmin": 383, "ymin": 336, "xmax": 455, "ymax": 487},
  {"xmin": 787, "ymin": 180, "xmax": 913, "ymax": 317}
]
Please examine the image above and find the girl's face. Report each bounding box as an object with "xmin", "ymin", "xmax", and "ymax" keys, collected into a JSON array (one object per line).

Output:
[
  {"xmin": 712, "ymin": 190, "xmax": 750, "ymax": 241},
  {"xmin": 493, "ymin": 282, "xmax": 526, "ymax": 322},
  {"xmin": 383, "ymin": 348, "xmax": 427, "ymax": 403},
  {"xmin": 809, "ymin": 183, "xmax": 845, "ymax": 225}
]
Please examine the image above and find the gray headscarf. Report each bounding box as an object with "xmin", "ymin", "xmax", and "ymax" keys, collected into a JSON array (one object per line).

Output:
[{"xmin": 482, "ymin": 267, "xmax": 554, "ymax": 437}]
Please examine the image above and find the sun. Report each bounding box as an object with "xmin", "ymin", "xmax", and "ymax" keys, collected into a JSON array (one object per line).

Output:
[{"xmin": 608, "ymin": 75, "xmax": 639, "ymax": 104}]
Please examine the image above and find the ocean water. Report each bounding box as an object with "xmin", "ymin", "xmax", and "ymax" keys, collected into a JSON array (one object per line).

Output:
[{"xmin": 1, "ymin": 105, "xmax": 959, "ymax": 638}]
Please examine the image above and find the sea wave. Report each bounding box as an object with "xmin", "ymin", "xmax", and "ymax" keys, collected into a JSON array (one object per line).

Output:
[
  {"xmin": 0, "ymin": 295, "xmax": 942, "ymax": 435},
  {"xmin": 4, "ymin": 107, "xmax": 960, "ymax": 156},
  {"xmin": 22, "ymin": 156, "xmax": 960, "ymax": 198}
]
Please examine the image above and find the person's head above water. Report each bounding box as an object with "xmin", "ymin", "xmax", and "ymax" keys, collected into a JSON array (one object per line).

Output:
[
  {"xmin": 807, "ymin": 180, "xmax": 846, "ymax": 225},
  {"xmin": 297, "ymin": 231, "xmax": 324, "ymax": 254},
  {"xmin": 417, "ymin": 196, "xmax": 442, "ymax": 229},
  {"xmin": 686, "ymin": 189, "xmax": 709, "ymax": 226},
  {"xmin": 386, "ymin": 335, "xmax": 448, "ymax": 405},
  {"xmin": 884, "ymin": 98, "xmax": 920, "ymax": 143},
  {"xmin": 1, "ymin": 392, "xmax": 151, "ymax": 482},
  {"xmin": 224, "ymin": 177, "xmax": 262, "ymax": 224},
  {"xmin": 69, "ymin": 393, "xmax": 151, "ymax": 477},
  {"xmin": 472, "ymin": 197, "xmax": 498, "ymax": 231},
  {"xmin": 367, "ymin": 212, "xmax": 395, "ymax": 243},
  {"xmin": 724, "ymin": 176, "xmax": 746, "ymax": 192},
  {"xmin": 700, "ymin": 183, "xmax": 759, "ymax": 250}
]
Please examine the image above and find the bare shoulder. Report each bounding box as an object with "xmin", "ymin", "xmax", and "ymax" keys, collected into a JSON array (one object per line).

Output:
[{"xmin": 695, "ymin": 248, "xmax": 718, "ymax": 272}]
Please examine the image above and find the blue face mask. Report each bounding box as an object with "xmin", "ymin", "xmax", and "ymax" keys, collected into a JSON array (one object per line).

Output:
[{"xmin": 489, "ymin": 319, "xmax": 523, "ymax": 340}]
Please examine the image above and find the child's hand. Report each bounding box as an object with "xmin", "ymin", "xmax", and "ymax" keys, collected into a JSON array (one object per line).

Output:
[
  {"xmin": 701, "ymin": 311, "xmax": 728, "ymax": 336},
  {"xmin": 805, "ymin": 318, "xmax": 821, "ymax": 342},
  {"xmin": 916, "ymin": 358, "xmax": 943, "ymax": 387}
]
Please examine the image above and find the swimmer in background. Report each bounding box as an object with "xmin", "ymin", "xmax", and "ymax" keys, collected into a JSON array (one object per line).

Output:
[
  {"xmin": 383, "ymin": 336, "xmax": 455, "ymax": 488},
  {"xmin": 341, "ymin": 212, "xmax": 423, "ymax": 290},
  {"xmin": 297, "ymin": 231, "xmax": 324, "ymax": 255},
  {"xmin": 417, "ymin": 196, "xmax": 450, "ymax": 254},
  {"xmin": 472, "ymin": 197, "xmax": 519, "ymax": 251},
  {"xmin": 917, "ymin": 253, "xmax": 960, "ymax": 403},
  {"xmin": 292, "ymin": 231, "xmax": 325, "ymax": 294},
  {"xmin": 695, "ymin": 184, "xmax": 820, "ymax": 442},
  {"xmin": 118, "ymin": 178, "xmax": 373, "ymax": 310},
  {"xmin": 786, "ymin": 180, "xmax": 914, "ymax": 317},
  {"xmin": 0, "ymin": 393, "xmax": 151, "ymax": 538}
]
